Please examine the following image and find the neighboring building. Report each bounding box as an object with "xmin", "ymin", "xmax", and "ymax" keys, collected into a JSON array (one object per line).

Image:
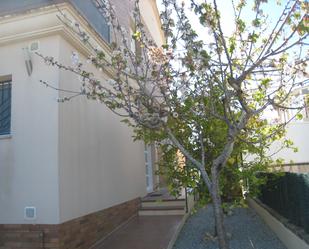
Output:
[
  {"xmin": 269, "ymin": 123, "xmax": 309, "ymax": 173},
  {"xmin": 267, "ymin": 86, "xmax": 309, "ymax": 173},
  {"xmin": 273, "ymin": 86, "xmax": 309, "ymax": 124},
  {"xmin": 0, "ymin": 1, "xmax": 166, "ymax": 248}
]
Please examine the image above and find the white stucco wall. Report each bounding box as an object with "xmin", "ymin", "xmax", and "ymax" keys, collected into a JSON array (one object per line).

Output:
[
  {"xmin": 0, "ymin": 36, "xmax": 60, "ymax": 224},
  {"xmin": 269, "ymin": 122, "xmax": 309, "ymax": 163},
  {"xmin": 0, "ymin": 2, "xmax": 160, "ymax": 225},
  {"xmin": 140, "ymin": 0, "xmax": 165, "ymax": 46},
  {"xmin": 57, "ymin": 37, "xmax": 147, "ymax": 223},
  {"xmin": 0, "ymin": 34, "xmax": 148, "ymax": 225}
]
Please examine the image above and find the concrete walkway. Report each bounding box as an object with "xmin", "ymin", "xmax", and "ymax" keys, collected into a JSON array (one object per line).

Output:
[{"xmin": 93, "ymin": 215, "xmax": 183, "ymax": 249}]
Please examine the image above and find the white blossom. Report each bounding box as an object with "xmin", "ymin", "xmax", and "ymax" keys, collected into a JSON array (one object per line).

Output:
[
  {"xmin": 71, "ymin": 51, "xmax": 79, "ymax": 66},
  {"xmin": 172, "ymin": 112, "xmax": 179, "ymax": 118}
]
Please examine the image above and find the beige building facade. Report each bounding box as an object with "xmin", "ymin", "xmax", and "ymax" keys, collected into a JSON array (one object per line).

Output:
[
  {"xmin": 266, "ymin": 86, "xmax": 309, "ymax": 173},
  {"xmin": 268, "ymin": 122, "xmax": 309, "ymax": 173},
  {"xmin": 0, "ymin": 1, "xmax": 165, "ymax": 248}
]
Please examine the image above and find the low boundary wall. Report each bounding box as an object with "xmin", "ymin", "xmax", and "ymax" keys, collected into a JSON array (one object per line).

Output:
[{"xmin": 248, "ymin": 198, "xmax": 309, "ymax": 249}]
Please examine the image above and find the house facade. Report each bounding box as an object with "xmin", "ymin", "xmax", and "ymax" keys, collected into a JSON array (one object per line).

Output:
[
  {"xmin": 0, "ymin": 1, "xmax": 165, "ymax": 248},
  {"xmin": 266, "ymin": 86, "xmax": 309, "ymax": 173}
]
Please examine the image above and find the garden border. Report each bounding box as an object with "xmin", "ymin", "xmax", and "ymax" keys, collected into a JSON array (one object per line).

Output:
[{"xmin": 248, "ymin": 197, "xmax": 309, "ymax": 249}]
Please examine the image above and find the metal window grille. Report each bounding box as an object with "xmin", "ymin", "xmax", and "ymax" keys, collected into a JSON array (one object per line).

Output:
[{"xmin": 0, "ymin": 80, "xmax": 12, "ymax": 135}]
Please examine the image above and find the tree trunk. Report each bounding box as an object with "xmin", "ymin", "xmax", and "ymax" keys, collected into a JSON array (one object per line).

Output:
[{"xmin": 211, "ymin": 168, "xmax": 229, "ymax": 249}]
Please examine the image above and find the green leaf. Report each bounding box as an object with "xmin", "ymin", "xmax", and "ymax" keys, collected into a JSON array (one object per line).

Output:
[
  {"xmin": 132, "ymin": 31, "xmax": 142, "ymax": 41},
  {"xmin": 252, "ymin": 18, "xmax": 261, "ymax": 27},
  {"xmin": 228, "ymin": 37, "xmax": 236, "ymax": 54},
  {"xmin": 296, "ymin": 113, "xmax": 303, "ymax": 120},
  {"xmin": 236, "ymin": 19, "xmax": 246, "ymax": 32},
  {"xmin": 261, "ymin": 78, "xmax": 271, "ymax": 87},
  {"xmin": 248, "ymin": 33, "xmax": 259, "ymax": 43}
]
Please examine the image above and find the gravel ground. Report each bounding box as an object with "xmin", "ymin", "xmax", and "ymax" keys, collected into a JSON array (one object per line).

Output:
[{"xmin": 173, "ymin": 206, "xmax": 287, "ymax": 249}]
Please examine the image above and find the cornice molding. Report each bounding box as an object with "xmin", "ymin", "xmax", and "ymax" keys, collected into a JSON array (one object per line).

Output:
[{"xmin": 0, "ymin": 3, "xmax": 111, "ymax": 56}]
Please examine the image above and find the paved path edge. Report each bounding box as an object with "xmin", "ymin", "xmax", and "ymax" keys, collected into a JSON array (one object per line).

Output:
[{"xmin": 166, "ymin": 212, "xmax": 191, "ymax": 249}]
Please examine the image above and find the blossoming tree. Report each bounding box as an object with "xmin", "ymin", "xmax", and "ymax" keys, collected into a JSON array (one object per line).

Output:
[{"xmin": 38, "ymin": 0, "xmax": 308, "ymax": 248}]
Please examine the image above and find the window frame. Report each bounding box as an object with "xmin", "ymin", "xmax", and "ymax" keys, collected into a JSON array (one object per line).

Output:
[
  {"xmin": 0, "ymin": 76, "xmax": 12, "ymax": 136},
  {"xmin": 71, "ymin": 0, "xmax": 111, "ymax": 43}
]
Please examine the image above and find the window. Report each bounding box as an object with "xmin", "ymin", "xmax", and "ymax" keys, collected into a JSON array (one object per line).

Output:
[
  {"xmin": 72, "ymin": 0, "xmax": 111, "ymax": 43},
  {"xmin": 0, "ymin": 79, "xmax": 12, "ymax": 135}
]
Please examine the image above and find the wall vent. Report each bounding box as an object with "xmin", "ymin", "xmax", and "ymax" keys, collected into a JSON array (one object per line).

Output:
[
  {"xmin": 28, "ymin": 41, "xmax": 40, "ymax": 53},
  {"xmin": 24, "ymin": 206, "xmax": 36, "ymax": 220}
]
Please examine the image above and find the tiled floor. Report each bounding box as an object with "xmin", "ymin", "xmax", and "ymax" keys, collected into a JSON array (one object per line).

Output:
[{"xmin": 93, "ymin": 215, "xmax": 183, "ymax": 249}]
